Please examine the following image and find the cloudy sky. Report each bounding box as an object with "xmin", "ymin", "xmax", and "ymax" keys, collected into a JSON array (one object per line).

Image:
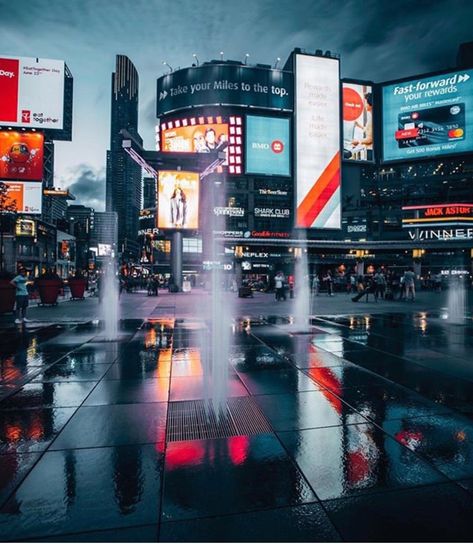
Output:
[{"xmin": 1, "ymin": 0, "xmax": 472, "ymax": 209}]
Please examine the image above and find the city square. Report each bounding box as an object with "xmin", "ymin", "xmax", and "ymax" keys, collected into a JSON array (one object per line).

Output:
[{"xmin": 1, "ymin": 1, "xmax": 473, "ymax": 542}]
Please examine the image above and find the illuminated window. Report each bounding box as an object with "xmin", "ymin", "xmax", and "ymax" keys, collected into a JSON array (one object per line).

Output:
[{"xmin": 183, "ymin": 238, "xmax": 202, "ymax": 253}]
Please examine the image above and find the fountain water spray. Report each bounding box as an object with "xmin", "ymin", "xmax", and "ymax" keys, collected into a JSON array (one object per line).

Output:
[
  {"xmin": 102, "ymin": 258, "xmax": 119, "ymax": 340},
  {"xmin": 199, "ymin": 199, "xmax": 231, "ymax": 417},
  {"xmin": 292, "ymin": 246, "xmax": 311, "ymax": 332},
  {"xmin": 447, "ymin": 274, "xmax": 466, "ymax": 324}
]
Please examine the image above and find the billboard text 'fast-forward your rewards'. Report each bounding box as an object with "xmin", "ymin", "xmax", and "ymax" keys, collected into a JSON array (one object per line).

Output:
[{"xmin": 295, "ymin": 54, "xmax": 341, "ymax": 229}]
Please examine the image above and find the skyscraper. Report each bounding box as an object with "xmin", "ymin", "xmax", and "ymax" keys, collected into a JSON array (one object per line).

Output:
[{"xmin": 106, "ymin": 55, "xmax": 142, "ymax": 258}]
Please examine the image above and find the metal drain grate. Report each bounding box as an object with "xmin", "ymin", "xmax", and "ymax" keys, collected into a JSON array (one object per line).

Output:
[{"xmin": 166, "ymin": 397, "xmax": 272, "ymax": 442}]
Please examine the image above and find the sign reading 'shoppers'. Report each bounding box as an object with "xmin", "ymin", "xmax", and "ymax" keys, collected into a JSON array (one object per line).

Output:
[
  {"xmin": 0, "ymin": 56, "xmax": 65, "ymax": 130},
  {"xmin": 295, "ymin": 54, "xmax": 341, "ymax": 229}
]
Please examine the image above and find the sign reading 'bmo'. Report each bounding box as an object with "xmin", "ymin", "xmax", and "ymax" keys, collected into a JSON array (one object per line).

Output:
[{"xmin": 402, "ymin": 203, "xmax": 473, "ymax": 228}]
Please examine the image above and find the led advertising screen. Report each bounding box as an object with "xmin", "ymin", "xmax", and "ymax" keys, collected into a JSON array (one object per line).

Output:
[
  {"xmin": 0, "ymin": 56, "xmax": 65, "ymax": 130},
  {"xmin": 162, "ymin": 122, "xmax": 229, "ymax": 155},
  {"xmin": 295, "ymin": 54, "xmax": 341, "ymax": 229},
  {"xmin": 159, "ymin": 115, "xmax": 244, "ymax": 174},
  {"xmin": 157, "ymin": 171, "xmax": 200, "ymax": 230},
  {"xmin": 0, "ymin": 131, "xmax": 44, "ymax": 180},
  {"xmin": 382, "ymin": 69, "xmax": 473, "ymax": 161},
  {"xmin": 245, "ymin": 116, "xmax": 290, "ymax": 176},
  {"xmin": 1, "ymin": 181, "xmax": 42, "ymax": 214},
  {"xmin": 343, "ymin": 82, "xmax": 374, "ymax": 162}
]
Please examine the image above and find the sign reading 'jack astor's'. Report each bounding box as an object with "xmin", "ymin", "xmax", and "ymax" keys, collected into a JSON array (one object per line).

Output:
[{"xmin": 402, "ymin": 203, "xmax": 473, "ymax": 228}]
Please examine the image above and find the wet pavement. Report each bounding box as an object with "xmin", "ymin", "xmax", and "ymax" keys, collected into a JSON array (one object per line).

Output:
[{"xmin": 1, "ymin": 308, "xmax": 473, "ymax": 541}]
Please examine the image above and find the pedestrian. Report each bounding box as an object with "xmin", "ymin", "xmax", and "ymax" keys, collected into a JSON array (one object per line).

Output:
[
  {"xmin": 403, "ymin": 268, "xmax": 416, "ymax": 302},
  {"xmin": 323, "ymin": 270, "xmax": 334, "ymax": 296},
  {"xmin": 373, "ymin": 269, "xmax": 386, "ymax": 302},
  {"xmin": 274, "ymin": 271, "xmax": 285, "ymax": 301},
  {"xmin": 10, "ymin": 267, "xmax": 30, "ymax": 325},
  {"xmin": 312, "ymin": 274, "xmax": 320, "ymax": 297}
]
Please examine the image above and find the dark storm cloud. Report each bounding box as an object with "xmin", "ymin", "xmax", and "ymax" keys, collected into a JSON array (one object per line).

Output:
[
  {"xmin": 1, "ymin": 0, "xmax": 472, "ymax": 179},
  {"xmin": 64, "ymin": 165, "xmax": 105, "ymax": 211}
]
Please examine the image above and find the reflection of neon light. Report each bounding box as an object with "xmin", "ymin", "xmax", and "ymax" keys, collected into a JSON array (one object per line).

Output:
[
  {"xmin": 228, "ymin": 435, "xmax": 249, "ymax": 465},
  {"xmin": 166, "ymin": 442, "xmax": 205, "ymax": 470}
]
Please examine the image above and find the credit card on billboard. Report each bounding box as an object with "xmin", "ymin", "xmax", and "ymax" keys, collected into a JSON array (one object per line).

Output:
[{"xmin": 396, "ymin": 103, "xmax": 465, "ymax": 148}]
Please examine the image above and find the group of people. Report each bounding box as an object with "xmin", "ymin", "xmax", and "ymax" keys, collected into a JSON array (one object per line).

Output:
[
  {"xmin": 350, "ymin": 268, "xmax": 417, "ymax": 303},
  {"xmin": 272, "ymin": 267, "xmax": 419, "ymax": 303}
]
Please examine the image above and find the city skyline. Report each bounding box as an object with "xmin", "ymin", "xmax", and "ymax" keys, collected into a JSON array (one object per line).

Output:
[{"xmin": 1, "ymin": 0, "xmax": 472, "ymax": 209}]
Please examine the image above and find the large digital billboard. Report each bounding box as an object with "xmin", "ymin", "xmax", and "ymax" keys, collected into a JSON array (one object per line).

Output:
[
  {"xmin": 382, "ymin": 69, "xmax": 473, "ymax": 162},
  {"xmin": 159, "ymin": 115, "xmax": 243, "ymax": 174},
  {"xmin": 157, "ymin": 64, "xmax": 293, "ymax": 116},
  {"xmin": 343, "ymin": 82, "xmax": 374, "ymax": 162},
  {"xmin": 245, "ymin": 116, "xmax": 290, "ymax": 176},
  {"xmin": 0, "ymin": 56, "xmax": 65, "ymax": 130},
  {"xmin": 0, "ymin": 181, "xmax": 42, "ymax": 214},
  {"xmin": 157, "ymin": 171, "xmax": 199, "ymax": 230},
  {"xmin": 0, "ymin": 131, "xmax": 44, "ymax": 180},
  {"xmin": 295, "ymin": 54, "xmax": 341, "ymax": 229}
]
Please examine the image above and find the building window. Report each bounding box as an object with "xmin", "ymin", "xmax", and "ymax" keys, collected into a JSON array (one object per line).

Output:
[{"xmin": 183, "ymin": 238, "xmax": 202, "ymax": 253}]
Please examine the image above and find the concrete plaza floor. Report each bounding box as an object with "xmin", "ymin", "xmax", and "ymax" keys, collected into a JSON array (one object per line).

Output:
[{"xmin": 1, "ymin": 290, "xmax": 473, "ymax": 541}]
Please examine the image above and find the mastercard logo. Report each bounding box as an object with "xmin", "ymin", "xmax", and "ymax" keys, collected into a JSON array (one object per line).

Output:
[
  {"xmin": 271, "ymin": 140, "xmax": 284, "ymax": 154},
  {"xmin": 448, "ymin": 128, "xmax": 464, "ymax": 138}
]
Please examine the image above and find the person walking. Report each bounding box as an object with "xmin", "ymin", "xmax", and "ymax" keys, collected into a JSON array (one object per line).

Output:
[
  {"xmin": 10, "ymin": 267, "xmax": 30, "ymax": 324},
  {"xmin": 403, "ymin": 268, "xmax": 416, "ymax": 302},
  {"xmin": 324, "ymin": 270, "xmax": 334, "ymax": 296},
  {"xmin": 311, "ymin": 274, "xmax": 320, "ymax": 297},
  {"xmin": 275, "ymin": 271, "xmax": 286, "ymax": 301},
  {"xmin": 373, "ymin": 269, "xmax": 386, "ymax": 302}
]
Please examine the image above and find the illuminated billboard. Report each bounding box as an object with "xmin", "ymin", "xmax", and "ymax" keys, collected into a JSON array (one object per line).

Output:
[
  {"xmin": 157, "ymin": 171, "xmax": 200, "ymax": 230},
  {"xmin": 162, "ymin": 122, "xmax": 228, "ymax": 153},
  {"xmin": 157, "ymin": 64, "xmax": 293, "ymax": 116},
  {"xmin": 15, "ymin": 218, "xmax": 36, "ymax": 237},
  {"xmin": 402, "ymin": 203, "xmax": 473, "ymax": 228},
  {"xmin": 245, "ymin": 116, "xmax": 290, "ymax": 176},
  {"xmin": 0, "ymin": 56, "xmax": 65, "ymax": 130},
  {"xmin": 382, "ymin": 68, "xmax": 473, "ymax": 161},
  {"xmin": 1, "ymin": 181, "xmax": 42, "ymax": 214},
  {"xmin": 159, "ymin": 115, "xmax": 243, "ymax": 174},
  {"xmin": 343, "ymin": 82, "xmax": 374, "ymax": 162},
  {"xmin": 295, "ymin": 54, "xmax": 341, "ymax": 229},
  {"xmin": 0, "ymin": 131, "xmax": 44, "ymax": 180}
]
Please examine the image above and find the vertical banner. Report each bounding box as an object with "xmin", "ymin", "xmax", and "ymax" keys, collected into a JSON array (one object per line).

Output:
[{"xmin": 295, "ymin": 54, "xmax": 341, "ymax": 229}]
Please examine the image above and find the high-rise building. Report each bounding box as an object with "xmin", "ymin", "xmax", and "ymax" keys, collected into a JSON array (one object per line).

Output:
[
  {"xmin": 91, "ymin": 211, "xmax": 118, "ymax": 248},
  {"xmin": 106, "ymin": 55, "xmax": 142, "ymax": 259},
  {"xmin": 142, "ymin": 177, "xmax": 156, "ymax": 210}
]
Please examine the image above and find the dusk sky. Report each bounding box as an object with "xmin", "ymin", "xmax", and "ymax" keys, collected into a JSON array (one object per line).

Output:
[{"xmin": 1, "ymin": 0, "xmax": 472, "ymax": 209}]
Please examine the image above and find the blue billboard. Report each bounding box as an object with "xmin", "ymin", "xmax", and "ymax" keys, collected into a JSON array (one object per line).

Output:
[
  {"xmin": 245, "ymin": 116, "xmax": 290, "ymax": 176},
  {"xmin": 382, "ymin": 68, "xmax": 473, "ymax": 162}
]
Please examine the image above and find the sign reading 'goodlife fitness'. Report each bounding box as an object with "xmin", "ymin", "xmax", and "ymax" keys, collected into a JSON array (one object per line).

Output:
[
  {"xmin": 0, "ymin": 56, "xmax": 65, "ymax": 130},
  {"xmin": 295, "ymin": 54, "xmax": 341, "ymax": 229}
]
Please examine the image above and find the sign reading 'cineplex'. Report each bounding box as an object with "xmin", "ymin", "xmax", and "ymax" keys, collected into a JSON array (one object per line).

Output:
[
  {"xmin": 403, "ymin": 203, "xmax": 473, "ymax": 227},
  {"xmin": 157, "ymin": 64, "xmax": 293, "ymax": 116}
]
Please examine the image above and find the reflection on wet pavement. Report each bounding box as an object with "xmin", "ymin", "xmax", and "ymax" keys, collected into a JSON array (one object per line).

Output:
[{"xmin": 1, "ymin": 313, "xmax": 473, "ymax": 540}]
